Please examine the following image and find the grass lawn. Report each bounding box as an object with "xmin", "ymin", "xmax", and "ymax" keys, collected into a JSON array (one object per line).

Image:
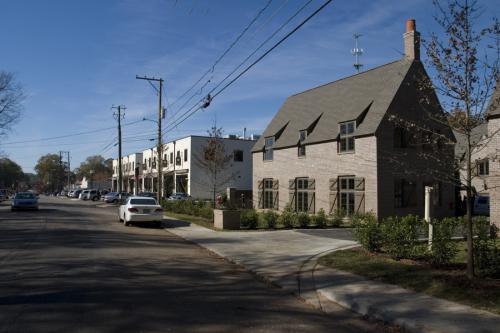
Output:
[
  {"xmin": 163, "ymin": 212, "xmax": 216, "ymax": 230},
  {"xmin": 318, "ymin": 242, "xmax": 500, "ymax": 315}
]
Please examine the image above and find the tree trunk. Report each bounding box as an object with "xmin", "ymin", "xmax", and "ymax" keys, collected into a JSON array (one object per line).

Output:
[{"xmin": 465, "ymin": 134, "xmax": 475, "ymax": 279}]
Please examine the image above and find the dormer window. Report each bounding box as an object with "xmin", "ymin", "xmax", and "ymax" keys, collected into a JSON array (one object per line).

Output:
[
  {"xmin": 263, "ymin": 136, "xmax": 274, "ymax": 161},
  {"xmin": 298, "ymin": 130, "xmax": 307, "ymax": 157},
  {"xmin": 339, "ymin": 121, "xmax": 355, "ymax": 153}
]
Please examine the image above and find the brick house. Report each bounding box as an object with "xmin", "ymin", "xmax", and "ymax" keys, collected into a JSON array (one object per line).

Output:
[
  {"xmin": 460, "ymin": 85, "xmax": 500, "ymax": 226},
  {"xmin": 252, "ymin": 20, "xmax": 456, "ymax": 219}
]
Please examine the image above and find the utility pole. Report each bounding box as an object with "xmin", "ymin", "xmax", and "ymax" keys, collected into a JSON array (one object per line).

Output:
[
  {"xmin": 59, "ymin": 151, "xmax": 70, "ymax": 190},
  {"xmin": 136, "ymin": 75, "xmax": 164, "ymax": 203},
  {"xmin": 112, "ymin": 105, "xmax": 126, "ymax": 193}
]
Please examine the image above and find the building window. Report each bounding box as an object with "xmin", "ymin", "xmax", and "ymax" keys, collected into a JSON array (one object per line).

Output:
[
  {"xmin": 339, "ymin": 121, "xmax": 355, "ymax": 153},
  {"xmin": 148, "ymin": 158, "xmax": 151, "ymax": 168},
  {"xmin": 263, "ymin": 136, "xmax": 274, "ymax": 161},
  {"xmin": 298, "ymin": 130, "xmax": 307, "ymax": 157},
  {"xmin": 184, "ymin": 149, "xmax": 188, "ymax": 162},
  {"xmin": 170, "ymin": 152, "xmax": 174, "ymax": 164},
  {"xmin": 176, "ymin": 151, "xmax": 181, "ymax": 166},
  {"xmin": 339, "ymin": 176, "xmax": 355, "ymax": 215},
  {"xmin": 233, "ymin": 150, "xmax": 243, "ymax": 162},
  {"xmin": 296, "ymin": 178, "xmax": 309, "ymax": 212},
  {"xmin": 394, "ymin": 179, "xmax": 417, "ymax": 208},
  {"xmin": 478, "ymin": 159, "xmax": 489, "ymax": 176},
  {"xmin": 263, "ymin": 179, "xmax": 274, "ymax": 209}
]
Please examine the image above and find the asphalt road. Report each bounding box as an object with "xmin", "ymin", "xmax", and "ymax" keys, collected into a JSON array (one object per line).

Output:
[{"xmin": 0, "ymin": 196, "xmax": 390, "ymax": 333}]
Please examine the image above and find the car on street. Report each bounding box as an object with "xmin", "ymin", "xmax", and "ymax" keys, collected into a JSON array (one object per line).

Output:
[
  {"xmin": 104, "ymin": 192, "xmax": 130, "ymax": 203},
  {"xmin": 167, "ymin": 192, "xmax": 190, "ymax": 201},
  {"xmin": 138, "ymin": 191, "xmax": 157, "ymax": 198},
  {"xmin": 71, "ymin": 189, "xmax": 82, "ymax": 198},
  {"xmin": 79, "ymin": 190, "xmax": 89, "ymax": 200},
  {"xmin": 0, "ymin": 189, "xmax": 9, "ymax": 202},
  {"xmin": 81, "ymin": 189, "xmax": 100, "ymax": 201},
  {"xmin": 118, "ymin": 196, "xmax": 163, "ymax": 227},
  {"xmin": 11, "ymin": 192, "xmax": 39, "ymax": 211}
]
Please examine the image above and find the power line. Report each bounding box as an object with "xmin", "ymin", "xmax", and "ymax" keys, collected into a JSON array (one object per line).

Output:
[
  {"xmin": 164, "ymin": 0, "xmax": 326, "ymax": 134},
  {"xmin": 1, "ymin": 119, "xmax": 143, "ymax": 146},
  {"xmin": 166, "ymin": 0, "xmax": 274, "ymax": 112}
]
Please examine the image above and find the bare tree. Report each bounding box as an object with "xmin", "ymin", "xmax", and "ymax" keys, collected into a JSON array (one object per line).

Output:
[
  {"xmin": 0, "ymin": 72, "xmax": 24, "ymax": 141},
  {"xmin": 193, "ymin": 127, "xmax": 235, "ymax": 208},
  {"xmin": 424, "ymin": 0, "xmax": 500, "ymax": 279}
]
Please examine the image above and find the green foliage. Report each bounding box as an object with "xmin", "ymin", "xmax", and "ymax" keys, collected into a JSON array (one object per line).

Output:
[
  {"xmin": 327, "ymin": 209, "xmax": 344, "ymax": 227},
  {"xmin": 77, "ymin": 155, "xmax": 112, "ymax": 181},
  {"xmin": 353, "ymin": 212, "xmax": 383, "ymax": 252},
  {"xmin": 277, "ymin": 205, "xmax": 297, "ymax": 228},
  {"xmin": 0, "ymin": 158, "xmax": 25, "ymax": 189},
  {"xmin": 429, "ymin": 217, "xmax": 459, "ymax": 266},
  {"xmin": 162, "ymin": 200, "xmax": 213, "ymax": 220},
  {"xmin": 35, "ymin": 153, "xmax": 66, "ymax": 192},
  {"xmin": 262, "ymin": 210, "xmax": 279, "ymax": 229},
  {"xmin": 381, "ymin": 215, "xmax": 425, "ymax": 260},
  {"xmin": 310, "ymin": 208, "xmax": 327, "ymax": 228},
  {"xmin": 296, "ymin": 212, "xmax": 310, "ymax": 228},
  {"xmin": 240, "ymin": 209, "xmax": 258, "ymax": 229},
  {"xmin": 473, "ymin": 219, "xmax": 500, "ymax": 278}
]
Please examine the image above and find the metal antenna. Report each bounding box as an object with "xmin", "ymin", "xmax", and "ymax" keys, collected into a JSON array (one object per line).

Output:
[{"xmin": 351, "ymin": 33, "xmax": 364, "ymax": 73}]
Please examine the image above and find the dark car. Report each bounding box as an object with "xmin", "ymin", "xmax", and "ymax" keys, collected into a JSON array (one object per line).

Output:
[
  {"xmin": 138, "ymin": 192, "xmax": 157, "ymax": 198},
  {"xmin": 167, "ymin": 192, "xmax": 190, "ymax": 201},
  {"xmin": 11, "ymin": 192, "xmax": 39, "ymax": 211},
  {"xmin": 104, "ymin": 192, "xmax": 131, "ymax": 203}
]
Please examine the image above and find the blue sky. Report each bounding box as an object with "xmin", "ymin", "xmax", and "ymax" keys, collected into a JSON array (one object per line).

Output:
[{"xmin": 1, "ymin": 0, "xmax": 498, "ymax": 173}]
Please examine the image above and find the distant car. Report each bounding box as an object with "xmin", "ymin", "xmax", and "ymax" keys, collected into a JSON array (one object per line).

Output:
[
  {"xmin": 71, "ymin": 189, "xmax": 82, "ymax": 198},
  {"xmin": 11, "ymin": 192, "xmax": 39, "ymax": 211},
  {"xmin": 104, "ymin": 192, "xmax": 129, "ymax": 203},
  {"xmin": 167, "ymin": 192, "xmax": 190, "ymax": 201},
  {"xmin": 118, "ymin": 196, "xmax": 163, "ymax": 227},
  {"xmin": 79, "ymin": 190, "xmax": 90, "ymax": 200},
  {"xmin": 473, "ymin": 195, "xmax": 490, "ymax": 216},
  {"xmin": 82, "ymin": 189, "xmax": 100, "ymax": 201},
  {"xmin": 0, "ymin": 189, "xmax": 8, "ymax": 202},
  {"xmin": 138, "ymin": 192, "xmax": 157, "ymax": 198}
]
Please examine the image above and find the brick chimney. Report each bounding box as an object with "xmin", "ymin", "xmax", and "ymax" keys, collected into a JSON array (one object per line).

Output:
[{"xmin": 403, "ymin": 19, "xmax": 420, "ymax": 61}]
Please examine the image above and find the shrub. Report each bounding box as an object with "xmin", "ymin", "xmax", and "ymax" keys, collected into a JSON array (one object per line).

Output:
[
  {"xmin": 310, "ymin": 209, "xmax": 327, "ymax": 228},
  {"xmin": 262, "ymin": 210, "xmax": 279, "ymax": 229},
  {"xmin": 381, "ymin": 215, "xmax": 424, "ymax": 260},
  {"xmin": 353, "ymin": 212, "xmax": 383, "ymax": 252},
  {"xmin": 428, "ymin": 217, "xmax": 459, "ymax": 266},
  {"xmin": 278, "ymin": 208, "xmax": 296, "ymax": 228},
  {"xmin": 473, "ymin": 218, "xmax": 500, "ymax": 278},
  {"xmin": 240, "ymin": 209, "xmax": 259, "ymax": 229},
  {"xmin": 296, "ymin": 212, "xmax": 310, "ymax": 228},
  {"xmin": 326, "ymin": 209, "xmax": 344, "ymax": 228}
]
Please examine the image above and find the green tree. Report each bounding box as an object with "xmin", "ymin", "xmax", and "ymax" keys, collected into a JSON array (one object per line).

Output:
[
  {"xmin": 424, "ymin": 0, "xmax": 500, "ymax": 278},
  {"xmin": 76, "ymin": 155, "xmax": 112, "ymax": 186},
  {"xmin": 0, "ymin": 158, "xmax": 24, "ymax": 190},
  {"xmin": 35, "ymin": 154, "xmax": 66, "ymax": 193}
]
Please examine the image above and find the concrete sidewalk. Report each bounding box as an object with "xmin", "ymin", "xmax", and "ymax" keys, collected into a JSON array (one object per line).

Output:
[{"xmin": 163, "ymin": 217, "xmax": 500, "ymax": 333}]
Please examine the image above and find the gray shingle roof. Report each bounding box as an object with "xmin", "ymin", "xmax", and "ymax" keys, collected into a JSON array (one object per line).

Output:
[
  {"xmin": 252, "ymin": 59, "xmax": 414, "ymax": 152},
  {"xmin": 486, "ymin": 84, "xmax": 500, "ymax": 119},
  {"xmin": 453, "ymin": 123, "xmax": 487, "ymax": 161}
]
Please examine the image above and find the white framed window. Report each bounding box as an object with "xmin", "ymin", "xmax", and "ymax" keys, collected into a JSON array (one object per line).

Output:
[
  {"xmin": 263, "ymin": 136, "xmax": 274, "ymax": 161},
  {"xmin": 339, "ymin": 121, "xmax": 355, "ymax": 153},
  {"xmin": 298, "ymin": 130, "xmax": 307, "ymax": 157}
]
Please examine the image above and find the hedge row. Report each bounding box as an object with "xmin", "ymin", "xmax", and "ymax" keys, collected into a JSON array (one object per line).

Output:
[
  {"xmin": 353, "ymin": 213, "xmax": 500, "ymax": 277},
  {"xmin": 162, "ymin": 200, "xmax": 214, "ymax": 220},
  {"xmin": 240, "ymin": 208, "xmax": 344, "ymax": 229}
]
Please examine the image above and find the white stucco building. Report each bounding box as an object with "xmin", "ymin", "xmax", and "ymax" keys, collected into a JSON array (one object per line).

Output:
[{"xmin": 112, "ymin": 135, "xmax": 255, "ymax": 199}]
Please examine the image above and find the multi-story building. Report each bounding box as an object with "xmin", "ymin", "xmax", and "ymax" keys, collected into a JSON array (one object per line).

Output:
[
  {"xmin": 252, "ymin": 20, "xmax": 456, "ymax": 219},
  {"xmin": 112, "ymin": 135, "xmax": 255, "ymax": 199},
  {"xmin": 112, "ymin": 153, "xmax": 143, "ymax": 194}
]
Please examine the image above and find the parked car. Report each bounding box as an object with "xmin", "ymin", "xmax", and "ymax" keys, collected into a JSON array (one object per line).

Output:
[
  {"xmin": 0, "ymin": 189, "xmax": 8, "ymax": 202},
  {"xmin": 72, "ymin": 189, "xmax": 82, "ymax": 198},
  {"xmin": 79, "ymin": 190, "xmax": 90, "ymax": 200},
  {"xmin": 473, "ymin": 195, "xmax": 490, "ymax": 216},
  {"xmin": 82, "ymin": 189, "xmax": 100, "ymax": 201},
  {"xmin": 167, "ymin": 192, "xmax": 190, "ymax": 201},
  {"xmin": 138, "ymin": 192, "xmax": 157, "ymax": 198},
  {"xmin": 11, "ymin": 192, "xmax": 39, "ymax": 211},
  {"xmin": 118, "ymin": 196, "xmax": 163, "ymax": 227},
  {"xmin": 104, "ymin": 192, "xmax": 129, "ymax": 203}
]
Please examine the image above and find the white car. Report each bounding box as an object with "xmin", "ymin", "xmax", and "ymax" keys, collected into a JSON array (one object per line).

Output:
[{"xmin": 118, "ymin": 196, "xmax": 163, "ymax": 227}]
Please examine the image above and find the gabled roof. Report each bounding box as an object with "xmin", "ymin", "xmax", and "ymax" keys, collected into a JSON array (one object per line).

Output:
[
  {"xmin": 486, "ymin": 83, "xmax": 500, "ymax": 119},
  {"xmin": 252, "ymin": 59, "xmax": 414, "ymax": 152}
]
